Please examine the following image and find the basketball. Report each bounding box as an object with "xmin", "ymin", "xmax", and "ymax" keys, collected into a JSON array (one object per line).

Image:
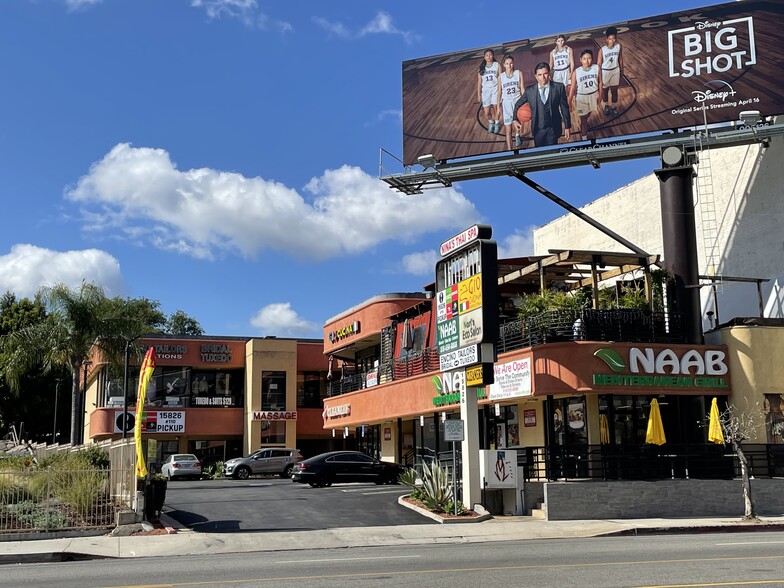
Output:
[{"xmin": 517, "ymin": 103, "xmax": 532, "ymax": 123}]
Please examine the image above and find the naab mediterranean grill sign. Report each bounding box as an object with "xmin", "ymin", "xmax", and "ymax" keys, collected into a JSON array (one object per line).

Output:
[{"xmin": 593, "ymin": 346, "xmax": 730, "ymax": 391}]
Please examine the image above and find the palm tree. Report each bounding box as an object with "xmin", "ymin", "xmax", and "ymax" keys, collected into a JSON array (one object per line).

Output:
[{"xmin": 2, "ymin": 282, "xmax": 146, "ymax": 445}]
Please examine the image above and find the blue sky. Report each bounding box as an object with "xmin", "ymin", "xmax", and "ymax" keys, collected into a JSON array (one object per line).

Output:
[{"xmin": 0, "ymin": 0, "xmax": 711, "ymax": 338}]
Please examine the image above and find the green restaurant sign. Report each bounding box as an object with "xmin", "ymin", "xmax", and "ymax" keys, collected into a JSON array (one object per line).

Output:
[{"xmin": 593, "ymin": 347, "xmax": 729, "ymax": 389}]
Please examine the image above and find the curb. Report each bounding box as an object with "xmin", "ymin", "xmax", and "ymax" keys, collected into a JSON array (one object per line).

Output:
[
  {"xmin": 601, "ymin": 522, "xmax": 784, "ymax": 537},
  {"xmin": 397, "ymin": 495, "xmax": 493, "ymax": 524}
]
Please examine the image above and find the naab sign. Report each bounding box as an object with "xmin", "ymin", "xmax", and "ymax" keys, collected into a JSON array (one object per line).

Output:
[{"xmin": 402, "ymin": 0, "xmax": 784, "ymax": 164}]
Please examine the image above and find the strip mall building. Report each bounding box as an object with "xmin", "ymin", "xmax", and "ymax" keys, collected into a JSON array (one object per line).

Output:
[
  {"xmin": 320, "ymin": 139, "xmax": 784, "ymax": 517},
  {"xmin": 84, "ymin": 336, "xmax": 340, "ymax": 468}
]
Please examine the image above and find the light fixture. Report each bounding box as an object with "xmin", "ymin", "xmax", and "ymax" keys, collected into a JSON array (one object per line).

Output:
[
  {"xmin": 441, "ymin": 411, "xmax": 446, "ymax": 422},
  {"xmin": 661, "ymin": 145, "xmax": 685, "ymax": 168},
  {"xmin": 739, "ymin": 110, "xmax": 762, "ymax": 127},
  {"xmin": 417, "ymin": 154, "xmax": 438, "ymax": 169},
  {"xmin": 420, "ymin": 415, "xmax": 425, "ymax": 427}
]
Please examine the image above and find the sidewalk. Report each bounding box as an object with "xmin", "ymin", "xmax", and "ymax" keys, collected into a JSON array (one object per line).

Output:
[{"xmin": 2, "ymin": 513, "xmax": 784, "ymax": 564}]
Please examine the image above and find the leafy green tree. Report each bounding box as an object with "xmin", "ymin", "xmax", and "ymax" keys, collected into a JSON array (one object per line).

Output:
[
  {"xmin": 1, "ymin": 282, "xmax": 148, "ymax": 445},
  {"xmin": 102, "ymin": 296, "xmax": 167, "ymax": 334},
  {"xmin": 165, "ymin": 310, "xmax": 204, "ymax": 336}
]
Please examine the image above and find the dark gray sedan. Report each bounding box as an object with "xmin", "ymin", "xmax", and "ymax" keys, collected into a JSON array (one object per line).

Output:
[{"xmin": 291, "ymin": 451, "xmax": 403, "ymax": 487}]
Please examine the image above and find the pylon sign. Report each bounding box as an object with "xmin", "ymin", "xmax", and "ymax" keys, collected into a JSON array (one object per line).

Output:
[{"xmin": 435, "ymin": 224, "xmax": 497, "ymax": 385}]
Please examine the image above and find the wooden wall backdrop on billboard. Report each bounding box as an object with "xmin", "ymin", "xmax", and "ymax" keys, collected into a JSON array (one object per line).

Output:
[{"xmin": 402, "ymin": 0, "xmax": 784, "ymax": 165}]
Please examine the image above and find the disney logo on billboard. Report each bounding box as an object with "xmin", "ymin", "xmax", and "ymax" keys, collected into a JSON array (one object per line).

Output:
[
  {"xmin": 668, "ymin": 16, "xmax": 756, "ymax": 79},
  {"xmin": 692, "ymin": 80, "xmax": 737, "ymax": 103}
]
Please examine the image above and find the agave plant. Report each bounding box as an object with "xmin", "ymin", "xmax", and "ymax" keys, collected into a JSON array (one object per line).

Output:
[
  {"xmin": 420, "ymin": 459, "xmax": 453, "ymax": 512},
  {"xmin": 398, "ymin": 467, "xmax": 418, "ymax": 488}
]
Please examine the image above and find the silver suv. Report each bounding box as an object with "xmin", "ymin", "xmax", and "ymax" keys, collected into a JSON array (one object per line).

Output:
[{"xmin": 223, "ymin": 448, "xmax": 304, "ymax": 479}]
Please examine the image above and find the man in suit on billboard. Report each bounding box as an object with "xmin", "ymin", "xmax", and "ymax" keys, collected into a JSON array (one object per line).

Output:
[{"xmin": 514, "ymin": 62, "xmax": 571, "ymax": 147}]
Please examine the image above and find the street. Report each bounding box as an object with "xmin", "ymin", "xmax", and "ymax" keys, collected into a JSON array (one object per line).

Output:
[
  {"xmin": 163, "ymin": 477, "xmax": 429, "ymax": 532},
  {"xmin": 6, "ymin": 531, "xmax": 784, "ymax": 587}
]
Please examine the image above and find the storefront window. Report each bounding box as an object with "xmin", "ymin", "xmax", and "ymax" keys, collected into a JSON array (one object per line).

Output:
[
  {"xmin": 262, "ymin": 371, "xmax": 286, "ymax": 410},
  {"xmin": 260, "ymin": 420, "xmax": 286, "ymax": 444},
  {"xmin": 764, "ymin": 394, "xmax": 784, "ymax": 444},
  {"xmin": 191, "ymin": 370, "xmax": 243, "ymax": 407}
]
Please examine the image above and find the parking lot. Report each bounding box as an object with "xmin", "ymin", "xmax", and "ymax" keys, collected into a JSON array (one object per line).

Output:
[{"xmin": 163, "ymin": 477, "xmax": 433, "ymax": 533}]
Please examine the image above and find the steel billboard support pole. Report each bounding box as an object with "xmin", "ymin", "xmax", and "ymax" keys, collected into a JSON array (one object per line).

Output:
[{"xmin": 655, "ymin": 164, "xmax": 703, "ymax": 344}]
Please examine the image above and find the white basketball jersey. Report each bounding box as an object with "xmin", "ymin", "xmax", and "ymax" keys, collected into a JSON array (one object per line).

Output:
[
  {"xmin": 575, "ymin": 65, "xmax": 599, "ymax": 94},
  {"xmin": 501, "ymin": 71, "xmax": 521, "ymax": 102},
  {"xmin": 482, "ymin": 62, "xmax": 499, "ymax": 91},
  {"xmin": 552, "ymin": 48, "xmax": 570, "ymax": 71},
  {"xmin": 601, "ymin": 44, "xmax": 621, "ymax": 70}
]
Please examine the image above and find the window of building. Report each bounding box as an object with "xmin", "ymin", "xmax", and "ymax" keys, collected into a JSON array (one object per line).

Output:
[
  {"xmin": 297, "ymin": 372, "xmax": 325, "ymax": 408},
  {"xmin": 262, "ymin": 371, "xmax": 286, "ymax": 411},
  {"xmin": 260, "ymin": 420, "xmax": 286, "ymax": 444}
]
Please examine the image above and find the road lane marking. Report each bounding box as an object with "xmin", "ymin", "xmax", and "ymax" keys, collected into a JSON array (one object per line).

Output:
[
  {"xmin": 101, "ymin": 554, "xmax": 784, "ymax": 587},
  {"xmin": 717, "ymin": 541, "xmax": 784, "ymax": 546},
  {"xmin": 276, "ymin": 555, "xmax": 422, "ymax": 564}
]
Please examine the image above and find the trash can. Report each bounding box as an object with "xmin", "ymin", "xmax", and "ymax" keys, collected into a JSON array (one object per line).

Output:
[{"xmin": 144, "ymin": 478, "xmax": 167, "ymax": 520}]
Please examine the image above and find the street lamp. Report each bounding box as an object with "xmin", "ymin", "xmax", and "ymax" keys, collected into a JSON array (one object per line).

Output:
[
  {"xmin": 81, "ymin": 359, "xmax": 93, "ymax": 445},
  {"xmin": 122, "ymin": 337, "xmax": 141, "ymax": 439}
]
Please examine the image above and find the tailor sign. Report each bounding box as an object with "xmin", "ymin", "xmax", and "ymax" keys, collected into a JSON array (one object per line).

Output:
[
  {"xmin": 401, "ymin": 0, "xmax": 784, "ymax": 165},
  {"xmin": 593, "ymin": 346, "xmax": 730, "ymax": 390},
  {"xmin": 435, "ymin": 225, "xmax": 498, "ymax": 385}
]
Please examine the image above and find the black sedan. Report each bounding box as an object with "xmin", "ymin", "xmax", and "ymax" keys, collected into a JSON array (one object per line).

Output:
[{"xmin": 291, "ymin": 451, "xmax": 403, "ymax": 487}]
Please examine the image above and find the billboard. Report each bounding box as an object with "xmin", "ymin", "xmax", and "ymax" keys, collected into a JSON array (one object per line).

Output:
[{"xmin": 402, "ymin": 0, "xmax": 784, "ymax": 165}]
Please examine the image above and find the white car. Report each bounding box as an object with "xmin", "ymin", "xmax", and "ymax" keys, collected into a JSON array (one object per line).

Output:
[{"xmin": 161, "ymin": 454, "xmax": 202, "ymax": 480}]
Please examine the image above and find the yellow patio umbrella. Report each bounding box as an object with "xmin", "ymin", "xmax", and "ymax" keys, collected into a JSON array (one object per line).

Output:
[
  {"xmin": 645, "ymin": 398, "xmax": 666, "ymax": 445},
  {"xmin": 599, "ymin": 414, "xmax": 610, "ymax": 444},
  {"xmin": 708, "ymin": 397, "xmax": 725, "ymax": 445}
]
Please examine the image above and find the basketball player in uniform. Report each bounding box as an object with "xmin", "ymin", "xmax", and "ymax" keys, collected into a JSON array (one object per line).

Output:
[
  {"xmin": 569, "ymin": 49, "xmax": 602, "ymax": 142},
  {"xmin": 549, "ymin": 35, "xmax": 574, "ymax": 88},
  {"xmin": 498, "ymin": 54, "xmax": 524, "ymax": 150},
  {"xmin": 597, "ymin": 26, "xmax": 623, "ymax": 117},
  {"xmin": 477, "ymin": 49, "xmax": 500, "ymax": 134}
]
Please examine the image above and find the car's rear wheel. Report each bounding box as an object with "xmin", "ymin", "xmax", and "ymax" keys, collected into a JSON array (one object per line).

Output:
[
  {"xmin": 281, "ymin": 465, "xmax": 294, "ymax": 478},
  {"xmin": 165, "ymin": 471, "xmax": 172, "ymax": 481},
  {"xmin": 234, "ymin": 466, "xmax": 251, "ymax": 480}
]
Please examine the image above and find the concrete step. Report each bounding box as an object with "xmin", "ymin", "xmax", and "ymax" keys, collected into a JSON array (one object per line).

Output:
[{"xmin": 530, "ymin": 503, "xmax": 547, "ymax": 520}]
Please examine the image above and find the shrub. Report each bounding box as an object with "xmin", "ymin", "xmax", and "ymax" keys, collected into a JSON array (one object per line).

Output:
[
  {"xmin": 398, "ymin": 467, "xmax": 418, "ymax": 488},
  {"xmin": 50, "ymin": 470, "xmax": 106, "ymax": 515},
  {"xmin": 203, "ymin": 461, "xmax": 224, "ymax": 479}
]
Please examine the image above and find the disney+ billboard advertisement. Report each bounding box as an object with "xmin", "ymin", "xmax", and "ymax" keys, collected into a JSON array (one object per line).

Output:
[{"xmin": 401, "ymin": 1, "xmax": 783, "ymax": 165}]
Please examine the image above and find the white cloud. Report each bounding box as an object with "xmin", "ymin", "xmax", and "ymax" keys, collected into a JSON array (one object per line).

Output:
[
  {"xmin": 497, "ymin": 227, "xmax": 537, "ymax": 259},
  {"xmin": 311, "ymin": 16, "xmax": 350, "ymax": 38},
  {"xmin": 66, "ymin": 143, "xmax": 479, "ymax": 261},
  {"xmin": 191, "ymin": 0, "xmax": 292, "ymax": 32},
  {"xmin": 365, "ymin": 109, "xmax": 402, "ymax": 128},
  {"xmin": 401, "ymin": 250, "xmax": 438, "ymax": 276},
  {"xmin": 359, "ymin": 11, "xmax": 418, "ymax": 44},
  {"xmin": 0, "ymin": 244, "xmax": 123, "ymax": 299},
  {"xmin": 250, "ymin": 302, "xmax": 319, "ymax": 337},
  {"xmin": 313, "ymin": 11, "xmax": 417, "ymax": 44},
  {"xmin": 65, "ymin": 0, "xmax": 102, "ymax": 9}
]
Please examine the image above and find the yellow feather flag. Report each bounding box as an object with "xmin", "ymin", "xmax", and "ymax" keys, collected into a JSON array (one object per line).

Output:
[
  {"xmin": 134, "ymin": 347, "xmax": 157, "ymax": 478},
  {"xmin": 708, "ymin": 397, "xmax": 725, "ymax": 445}
]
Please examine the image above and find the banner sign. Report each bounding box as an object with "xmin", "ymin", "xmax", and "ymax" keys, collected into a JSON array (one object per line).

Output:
[
  {"xmin": 487, "ymin": 358, "xmax": 533, "ymax": 400},
  {"xmin": 402, "ymin": 1, "xmax": 784, "ymax": 164},
  {"xmin": 115, "ymin": 410, "xmax": 185, "ymax": 434}
]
